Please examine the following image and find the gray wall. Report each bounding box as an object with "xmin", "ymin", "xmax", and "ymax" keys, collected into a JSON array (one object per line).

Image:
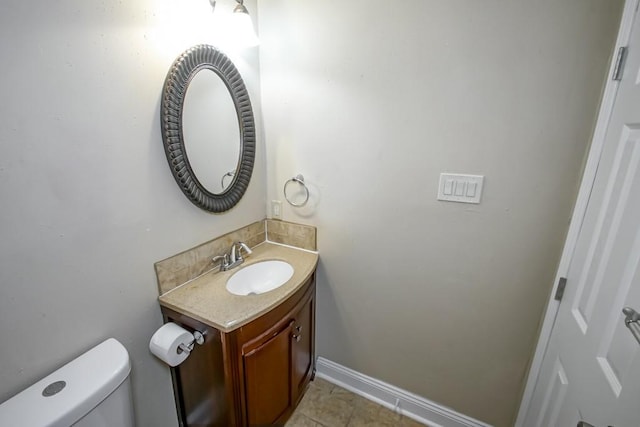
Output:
[
  {"xmin": 0, "ymin": 1, "xmax": 264, "ymax": 426},
  {"xmin": 258, "ymin": 0, "xmax": 623, "ymax": 425}
]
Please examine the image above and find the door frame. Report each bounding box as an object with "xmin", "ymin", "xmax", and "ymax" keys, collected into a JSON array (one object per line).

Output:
[{"xmin": 515, "ymin": 1, "xmax": 639, "ymax": 425}]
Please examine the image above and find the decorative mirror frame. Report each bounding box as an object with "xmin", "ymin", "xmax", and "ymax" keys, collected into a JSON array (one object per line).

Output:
[{"xmin": 161, "ymin": 44, "xmax": 255, "ymax": 213}]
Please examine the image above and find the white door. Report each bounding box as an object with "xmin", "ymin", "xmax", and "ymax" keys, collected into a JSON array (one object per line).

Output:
[{"xmin": 523, "ymin": 6, "xmax": 640, "ymax": 427}]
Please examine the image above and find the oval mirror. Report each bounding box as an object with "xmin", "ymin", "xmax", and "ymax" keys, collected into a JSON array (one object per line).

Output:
[{"xmin": 161, "ymin": 45, "xmax": 255, "ymax": 213}]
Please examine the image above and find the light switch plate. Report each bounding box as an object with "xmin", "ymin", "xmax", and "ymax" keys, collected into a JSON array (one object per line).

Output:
[{"xmin": 437, "ymin": 173, "xmax": 484, "ymax": 204}]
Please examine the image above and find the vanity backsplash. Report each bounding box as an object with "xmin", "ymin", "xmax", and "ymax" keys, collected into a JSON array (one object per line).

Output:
[{"xmin": 154, "ymin": 219, "xmax": 317, "ymax": 295}]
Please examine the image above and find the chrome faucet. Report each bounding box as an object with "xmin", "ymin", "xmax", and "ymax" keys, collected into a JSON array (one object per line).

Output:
[{"xmin": 212, "ymin": 241, "xmax": 253, "ymax": 272}]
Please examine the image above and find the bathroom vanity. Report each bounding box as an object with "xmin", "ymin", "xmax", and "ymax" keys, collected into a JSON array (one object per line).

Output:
[{"xmin": 156, "ymin": 230, "xmax": 318, "ymax": 427}]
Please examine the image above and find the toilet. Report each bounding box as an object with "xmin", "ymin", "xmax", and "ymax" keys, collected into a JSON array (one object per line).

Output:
[{"xmin": 0, "ymin": 338, "xmax": 135, "ymax": 426}]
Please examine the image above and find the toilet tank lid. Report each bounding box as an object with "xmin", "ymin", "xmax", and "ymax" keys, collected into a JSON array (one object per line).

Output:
[{"xmin": 0, "ymin": 338, "xmax": 131, "ymax": 427}]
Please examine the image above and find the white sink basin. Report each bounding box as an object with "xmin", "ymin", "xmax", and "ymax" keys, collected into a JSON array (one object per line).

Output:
[{"xmin": 226, "ymin": 260, "xmax": 294, "ymax": 296}]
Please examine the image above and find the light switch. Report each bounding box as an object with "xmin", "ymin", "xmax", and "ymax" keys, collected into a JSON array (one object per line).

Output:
[
  {"xmin": 443, "ymin": 179, "xmax": 454, "ymax": 195},
  {"xmin": 437, "ymin": 173, "xmax": 484, "ymax": 204},
  {"xmin": 466, "ymin": 182, "xmax": 477, "ymax": 197}
]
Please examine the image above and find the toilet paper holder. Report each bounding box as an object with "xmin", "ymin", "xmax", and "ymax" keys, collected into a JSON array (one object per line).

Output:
[{"xmin": 177, "ymin": 331, "xmax": 205, "ymax": 355}]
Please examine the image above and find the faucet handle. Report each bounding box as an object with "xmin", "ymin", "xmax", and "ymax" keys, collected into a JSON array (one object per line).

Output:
[
  {"xmin": 212, "ymin": 254, "xmax": 229, "ymax": 271},
  {"xmin": 238, "ymin": 242, "xmax": 252, "ymax": 256}
]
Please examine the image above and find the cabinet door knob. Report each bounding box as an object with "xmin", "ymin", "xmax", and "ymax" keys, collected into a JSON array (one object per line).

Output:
[
  {"xmin": 293, "ymin": 334, "xmax": 301, "ymax": 342},
  {"xmin": 295, "ymin": 326, "xmax": 302, "ymax": 333}
]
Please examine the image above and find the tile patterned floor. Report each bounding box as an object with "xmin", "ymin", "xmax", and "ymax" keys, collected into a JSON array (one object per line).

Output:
[{"xmin": 286, "ymin": 377, "xmax": 428, "ymax": 427}]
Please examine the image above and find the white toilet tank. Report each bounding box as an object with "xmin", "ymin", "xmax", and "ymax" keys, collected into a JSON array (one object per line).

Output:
[{"xmin": 0, "ymin": 338, "xmax": 135, "ymax": 427}]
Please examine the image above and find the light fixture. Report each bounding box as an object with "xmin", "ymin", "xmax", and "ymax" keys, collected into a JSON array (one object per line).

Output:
[
  {"xmin": 209, "ymin": 0, "xmax": 259, "ymax": 49},
  {"xmin": 229, "ymin": 0, "xmax": 260, "ymax": 47}
]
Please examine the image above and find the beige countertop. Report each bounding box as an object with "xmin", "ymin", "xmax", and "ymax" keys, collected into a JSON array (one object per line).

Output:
[{"xmin": 158, "ymin": 242, "xmax": 319, "ymax": 332}]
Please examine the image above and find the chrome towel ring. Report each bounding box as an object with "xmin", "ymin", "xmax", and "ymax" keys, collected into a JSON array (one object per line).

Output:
[
  {"xmin": 623, "ymin": 307, "xmax": 640, "ymax": 346},
  {"xmin": 284, "ymin": 174, "xmax": 309, "ymax": 207},
  {"xmin": 221, "ymin": 170, "xmax": 235, "ymax": 190}
]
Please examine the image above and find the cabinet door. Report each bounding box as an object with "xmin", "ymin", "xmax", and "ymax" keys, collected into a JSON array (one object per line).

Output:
[
  {"xmin": 243, "ymin": 321, "xmax": 294, "ymax": 426},
  {"xmin": 292, "ymin": 292, "xmax": 315, "ymax": 402}
]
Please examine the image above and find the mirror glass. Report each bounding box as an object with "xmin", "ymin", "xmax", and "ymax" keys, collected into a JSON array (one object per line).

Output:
[{"xmin": 182, "ymin": 70, "xmax": 240, "ymax": 193}]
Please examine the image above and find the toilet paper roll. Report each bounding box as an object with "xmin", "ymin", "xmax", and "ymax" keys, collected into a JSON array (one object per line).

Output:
[{"xmin": 149, "ymin": 323, "xmax": 194, "ymax": 367}]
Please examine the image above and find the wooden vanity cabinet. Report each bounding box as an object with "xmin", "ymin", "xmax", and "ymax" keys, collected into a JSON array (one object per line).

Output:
[{"xmin": 161, "ymin": 273, "xmax": 316, "ymax": 427}]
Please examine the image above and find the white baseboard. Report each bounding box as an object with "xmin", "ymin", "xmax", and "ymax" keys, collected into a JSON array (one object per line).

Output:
[{"xmin": 315, "ymin": 357, "xmax": 492, "ymax": 427}]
